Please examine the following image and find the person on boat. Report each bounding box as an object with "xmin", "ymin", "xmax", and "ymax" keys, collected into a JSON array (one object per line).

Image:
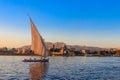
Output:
[
  {"xmin": 34, "ymin": 58, "xmax": 36, "ymax": 60},
  {"xmin": 23, "ymin": 59, "xmax": 28, "ymax": 62},
  {"xmin": 29, "ymin": 58, "xmax": 32, "ymax": 61}
]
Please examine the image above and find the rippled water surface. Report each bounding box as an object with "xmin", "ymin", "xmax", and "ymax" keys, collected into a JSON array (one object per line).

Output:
[{"xmin": 0, "ymin": 56, "xmax": 120, "ymax": 80}]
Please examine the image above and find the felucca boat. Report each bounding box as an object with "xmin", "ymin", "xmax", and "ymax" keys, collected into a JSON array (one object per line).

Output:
[{"xmin": 22, "ymin": 17, "xmax": 49, "ymax": 62}]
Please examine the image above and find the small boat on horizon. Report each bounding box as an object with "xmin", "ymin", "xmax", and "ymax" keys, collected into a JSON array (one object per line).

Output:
[{"xmin": 22, "ymin": 17, "xmax": 49, "ymax": 62}]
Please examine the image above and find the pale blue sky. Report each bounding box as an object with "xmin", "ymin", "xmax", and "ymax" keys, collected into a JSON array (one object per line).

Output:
[{"xmin": 0, "ymin": 0, "xmax": 120, "ymax": 48}]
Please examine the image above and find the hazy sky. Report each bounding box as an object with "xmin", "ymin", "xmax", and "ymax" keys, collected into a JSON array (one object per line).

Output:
[{"xmin": 0, "ymin": 0, "xmax": 120, "ymax": 48}]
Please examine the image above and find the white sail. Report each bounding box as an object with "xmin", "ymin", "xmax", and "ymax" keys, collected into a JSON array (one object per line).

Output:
[{"xmin": 30, "ymin": 18, "xmax": 46, "ymax": 57}]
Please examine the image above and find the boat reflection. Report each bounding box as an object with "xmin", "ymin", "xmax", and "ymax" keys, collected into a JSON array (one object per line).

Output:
[{"xmin": 30, "ymin": 62, "xmax": 49, "ymax": 80}]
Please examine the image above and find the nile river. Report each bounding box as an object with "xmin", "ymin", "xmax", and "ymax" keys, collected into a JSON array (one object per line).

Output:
[{"xmin": 0, "ymin": 56, "xmax": 120, "ymax": 80}]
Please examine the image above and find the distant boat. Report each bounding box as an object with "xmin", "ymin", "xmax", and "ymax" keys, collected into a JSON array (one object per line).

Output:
[{"xmin": 22, "ymin": 17, "xmax": 49, "ymax": 62}]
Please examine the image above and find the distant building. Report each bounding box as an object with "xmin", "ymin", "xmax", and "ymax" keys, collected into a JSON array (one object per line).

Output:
[
  {"xmin": 81, "ymin": 50, "xmax": 85, "ymax": 54},
  {"xmin": 51, "ymin": 43, "xmax": 67, "ymax": 55},
  {"xmin": 16, "ymin": 48, "xmax": 22, "ymax": 54},
  {"xmin": 16, "ymin": 47, "xmax": 31, "ymax": 54},
  {"xmin": 22, "ymin": 48, "xmax": 26, "ymax": 54}
]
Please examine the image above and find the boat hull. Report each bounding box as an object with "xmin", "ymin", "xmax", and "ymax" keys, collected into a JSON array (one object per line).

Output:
[{"xmin": 22, "ymin": 59, "xmax": 49, "ymax": 62}]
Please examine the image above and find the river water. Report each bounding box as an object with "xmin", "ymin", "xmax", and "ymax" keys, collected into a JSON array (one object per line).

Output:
[{"xmin": 0, "ymin": 56, "xmax": 119, "ymax": 80}]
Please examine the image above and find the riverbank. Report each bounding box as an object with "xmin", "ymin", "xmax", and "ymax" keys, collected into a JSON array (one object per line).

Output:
[{"xmin": 0, "ymin": 51, "xmax": 120, "ymax": 57}]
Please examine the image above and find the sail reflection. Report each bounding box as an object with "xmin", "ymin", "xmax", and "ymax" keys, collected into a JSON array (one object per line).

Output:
[{"xmin": 30, "ymin": 62, "xmax": 49, "ymax": 80}]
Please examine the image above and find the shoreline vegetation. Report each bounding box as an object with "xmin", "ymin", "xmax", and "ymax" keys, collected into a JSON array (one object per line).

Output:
[
  {"xmin": 1, "ymin": 42, "xmax": 120, "ymax": 57},
  {"xmin": 0, "ymin": 45, "xmax": 120, "ymax": 57},
  {"xmin": 0, "ymin": 49, "xmax": 120, "ymax": 57}
]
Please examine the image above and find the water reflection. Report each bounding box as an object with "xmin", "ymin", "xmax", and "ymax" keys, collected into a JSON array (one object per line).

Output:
[{"xmin": 30, "ymin": 62, "xmax": 49, "ymax": 80}]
